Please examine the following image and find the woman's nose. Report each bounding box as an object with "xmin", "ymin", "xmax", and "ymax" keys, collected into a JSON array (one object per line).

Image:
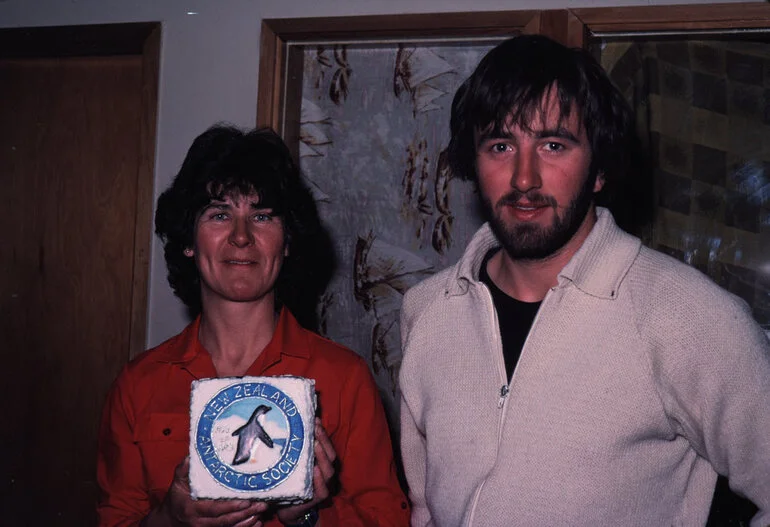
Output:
[{"xmin": 228, "ymin": 218, "xmax": 254, "ymax": 247}]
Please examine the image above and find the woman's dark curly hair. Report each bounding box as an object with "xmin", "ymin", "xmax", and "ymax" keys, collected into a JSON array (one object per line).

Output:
[
  {"xmin": 449, "ymin": 35, "xmax": 650, "ymax": 232},
  {"xmin": 155, "ymin": 124, "xmax": 333, "ymax": 328}
]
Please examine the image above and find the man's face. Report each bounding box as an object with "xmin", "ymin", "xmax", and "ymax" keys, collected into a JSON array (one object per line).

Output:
[
  {"xmin": 475, "ymin": 92, "xmax": 603, "ymax": 260},
  {"xmin": 188, "ymin": 191, "xmax": 288, "ymax": 308}
]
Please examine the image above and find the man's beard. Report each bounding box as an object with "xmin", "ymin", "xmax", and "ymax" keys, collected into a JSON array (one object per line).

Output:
[{"xmin": 482, "ymin": 176, "xmax": 596, "ymax": 261}]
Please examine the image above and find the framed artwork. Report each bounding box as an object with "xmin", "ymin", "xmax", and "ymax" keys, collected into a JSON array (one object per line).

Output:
[
  {"xmin": 257, "ymin": 4, "xmax": 770, "ymax": 428},
  {"xmin": 257, "ymin": 11, "xmax": 550, "ymax": 429}
]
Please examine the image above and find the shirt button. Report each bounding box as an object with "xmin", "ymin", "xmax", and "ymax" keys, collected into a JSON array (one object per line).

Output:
[{"xmin": 162, "ymin": 428, "xmax": 171, "ymax": 436}]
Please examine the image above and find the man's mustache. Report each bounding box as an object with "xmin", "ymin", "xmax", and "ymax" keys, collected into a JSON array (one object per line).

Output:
[{"xmin": 496, "ymin": 191, "xmax": 557, "ymax": 209}]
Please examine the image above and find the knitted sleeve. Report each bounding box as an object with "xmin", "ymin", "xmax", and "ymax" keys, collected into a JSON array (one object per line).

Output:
[{"xmin": 639, "ymin": 258, "xmax": 770, "ymax": 524}]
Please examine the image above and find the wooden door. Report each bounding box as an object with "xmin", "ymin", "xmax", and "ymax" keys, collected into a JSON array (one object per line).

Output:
[{"xmin": 0, "ymin": 24, "xmax": 158, "ymax": 526}]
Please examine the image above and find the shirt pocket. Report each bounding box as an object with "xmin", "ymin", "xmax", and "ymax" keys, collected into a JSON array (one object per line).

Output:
[{"xmin": 134, "ymin": 412, "xmax": 189, "ymax": 495}]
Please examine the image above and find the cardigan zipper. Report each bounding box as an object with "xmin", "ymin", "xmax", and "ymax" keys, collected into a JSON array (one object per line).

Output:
[
  {"xmin": 465, "ymin": 284, "xmax": 555, "ymax": 527},
  {"xmin": 496, "ymin": 286, "xmax": 553, "ymax": 441},
  {"xmin": 498, "ymin": 385, "xmax": 509, "ymax": 408},
  {"xmin": 466, "ymin": 284, "xmax": 508, "ymax": 527}
]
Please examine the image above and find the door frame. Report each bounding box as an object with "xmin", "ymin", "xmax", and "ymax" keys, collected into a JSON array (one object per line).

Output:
[{"xmin": 0, "ymin": 22, "xmax": 160, "ymax": 358}]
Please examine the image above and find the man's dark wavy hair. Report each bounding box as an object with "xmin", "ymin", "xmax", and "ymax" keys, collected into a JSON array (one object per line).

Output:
[
  {"xmin": 155, "ymin": 124, "xmax": 333, "ymax": 328},
  {"xmin": 448, "ymin": 35, "xmax": 650, "ymax": 232}
]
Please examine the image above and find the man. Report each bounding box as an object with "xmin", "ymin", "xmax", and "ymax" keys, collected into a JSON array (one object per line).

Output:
[{"xmin": 399, "ymin": 35, "xmax": 770, "ymax": 526}]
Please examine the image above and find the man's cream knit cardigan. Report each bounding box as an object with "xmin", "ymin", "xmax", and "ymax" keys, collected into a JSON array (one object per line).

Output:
[{"xmin": 400, "ymin": 208, "xmax": 770, "ymax": 527}]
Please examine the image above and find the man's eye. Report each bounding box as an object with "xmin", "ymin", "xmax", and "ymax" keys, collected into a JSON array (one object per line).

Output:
[
  {"xmin": 211, "ymin": 212, "xmax": 228, "ymax": 221},
  {"xmin": 490, "ymin": 143, "xmax": 509, "ymax": 153},
  {"xmin": 255, "ymin": 213, "xmax": 273, "ymax": 222},
  {"xmin": 545, "ymin": 142, "xmax": 564, "ymax": 152}
]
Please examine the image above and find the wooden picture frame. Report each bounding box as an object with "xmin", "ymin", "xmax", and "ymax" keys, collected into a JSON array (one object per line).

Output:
[
  {"xmin": 573, "ymin": 2, "xmax": 770, "ymax": 40},
  {"xmin": 256, "ymin": 10, "xmax": 547, "ymax": 135}
]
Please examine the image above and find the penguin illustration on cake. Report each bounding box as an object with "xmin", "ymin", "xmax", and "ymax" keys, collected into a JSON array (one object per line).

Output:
[
  {"xmin": 232, "ymin": 404, "xmax": 275, "ymax": 465},
  {"xmin": 212, "ymin": 399, "xmax": 289, "ymax": 474}
]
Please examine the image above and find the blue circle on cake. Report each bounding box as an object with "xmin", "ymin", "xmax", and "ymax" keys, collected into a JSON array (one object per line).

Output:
[{"xmin": 195, "ymin": 382, "xmax": 305, "ymax": 491}]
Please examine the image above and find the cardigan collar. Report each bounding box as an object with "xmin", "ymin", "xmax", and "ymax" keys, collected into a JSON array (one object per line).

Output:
[{"xmin": 449, "ymin": 207, "xmax": 641, "ymax": 300}]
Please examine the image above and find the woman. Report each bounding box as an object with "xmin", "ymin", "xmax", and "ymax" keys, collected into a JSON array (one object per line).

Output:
[{"xmin": 97, "ymin": 125, "xmax": 409, "ymax": 527}]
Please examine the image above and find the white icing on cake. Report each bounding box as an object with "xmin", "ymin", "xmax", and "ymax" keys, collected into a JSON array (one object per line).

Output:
[{"xmin": 189, "ymin": 376, "xmax": 316, "ymax": 502}]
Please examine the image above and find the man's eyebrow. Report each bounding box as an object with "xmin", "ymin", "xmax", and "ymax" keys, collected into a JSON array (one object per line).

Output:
[
  {"xmin": 475, "ymin": 127, "xmax": 581, "ymax": 145},
  {"xmin": 534, "ymin": 128, "xmax": 580, "ymax": 143},
  {"xmin": 476, "ymin": 130, "xmax": 513, "ymax": 145}
]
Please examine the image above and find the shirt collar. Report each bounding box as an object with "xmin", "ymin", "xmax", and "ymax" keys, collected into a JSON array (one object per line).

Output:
[
  {"xmin": 258, "ymin": 308, "xmax": 311, "ymax": 362},
  {"xmin": 151, "ymin": 316, "xmax": 203, "ymax": 364},
  {"xmin": 151, "ymin": 307, "xmax": 311, "ymax": 369},
  {"xmin": 448, "ymin": 223, "xmax": 501, "ymax": 295},
  {"xmin": 557, "ymin": 207, "xmax": 641, "ymax": 299}
]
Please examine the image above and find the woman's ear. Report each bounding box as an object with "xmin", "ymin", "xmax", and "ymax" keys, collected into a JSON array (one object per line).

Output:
[
  {"xmin": 283, "ymin": 229, "xmax": 291, "ymax": 258},
  {"xmin": 184, "ymin": 248, "xmax": 194, "ymax": 257},
  {"xmin": 593, "ymin": 171, "xmax": 605, "ymax": 193}
]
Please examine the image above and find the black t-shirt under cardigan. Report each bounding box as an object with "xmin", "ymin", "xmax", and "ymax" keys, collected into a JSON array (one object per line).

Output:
[{"xmin": 479, "ymin": 249, "xmax": 541, "ymax": 383}]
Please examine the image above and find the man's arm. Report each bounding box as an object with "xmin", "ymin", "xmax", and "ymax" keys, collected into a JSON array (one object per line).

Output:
[
  {"xmin": 649, "ymin": 289, "xmax": 770, "ymax": 525},
  {"xmin": 398, "ymin": 290, "xmax": 433, "ymax": 527},
  {"xmin": 699, "ymin": 315, "xmax": 770, "ymax": 527},
  {"xmin": 399, "ymin": 396, "xmax": 431, "ymax": 527}
]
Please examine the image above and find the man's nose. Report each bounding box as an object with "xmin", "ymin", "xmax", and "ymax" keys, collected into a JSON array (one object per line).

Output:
[
  {"xmin": 510, "ymin": 147, "xmax": 541, "ymax": 192},
  {"xmin": 228, "ymin": 218, "xmax": 254, "ymax": 247}
]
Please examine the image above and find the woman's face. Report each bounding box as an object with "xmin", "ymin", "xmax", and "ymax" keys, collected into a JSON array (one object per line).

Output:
[{"xmin": 187, "ymin": 191, "xmax": 287, "ymax": 309}]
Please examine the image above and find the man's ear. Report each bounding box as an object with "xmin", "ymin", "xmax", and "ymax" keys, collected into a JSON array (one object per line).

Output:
[{"xmin": 594, "ymin": 172, "xmax": 605, "ymax": 193}]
